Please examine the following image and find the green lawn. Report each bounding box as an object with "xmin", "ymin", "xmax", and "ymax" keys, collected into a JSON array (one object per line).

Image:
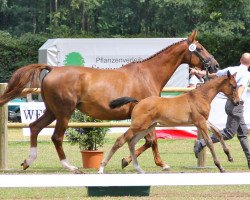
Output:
[{"xmin": 1, "ymin": 129, "xmax": 250, "ymax": 199}]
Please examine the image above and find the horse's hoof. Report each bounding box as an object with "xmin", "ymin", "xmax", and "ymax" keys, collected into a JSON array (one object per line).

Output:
[
  {"xmin": 228, "ymin": 157, "xmax": 234, "ymax": 162},
  {"xmin": 220, "ymin": 168, "xmax": 226, "ymax": 173},
  {"xmin": 73, "ymin": 169, "xmax": 83, "ymax": 174},
  {"xmin": 21, "ymin": 160, "xmax": 29, "ymax": 170},
  {"xmin": 121, "ymin": 158, "xmax": 129, "ymax": 169},
  {"xmin": 162, "ymin": 164, "xmax": 171, "ymax": 171}
]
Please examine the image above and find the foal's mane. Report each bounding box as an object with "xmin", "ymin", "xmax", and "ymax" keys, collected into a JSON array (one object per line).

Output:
[
  {"xmin": 135, "ymin": 39, "xmax": 187, "ymax": 63},
  {"xmin": 194, "ymin": 75, "xmax": 227, "ymax": 92}
]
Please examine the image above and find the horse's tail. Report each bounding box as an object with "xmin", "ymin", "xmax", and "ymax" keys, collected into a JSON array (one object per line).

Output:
[
  {"xmin": 109, "ymin": 97, "xmax": 138, "ymax": 109},
  {"xmin": 0, "ymin": 64, "xmax": 54, "ymax": 106}
]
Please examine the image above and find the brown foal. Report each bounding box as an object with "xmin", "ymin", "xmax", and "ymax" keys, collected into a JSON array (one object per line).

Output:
[{"xmin": 99, "ymin": 71, "xmax": 239, "ymax": 173}]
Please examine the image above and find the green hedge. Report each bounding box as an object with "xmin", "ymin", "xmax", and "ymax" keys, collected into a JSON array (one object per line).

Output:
[
  {"xmin": 198, "ymin": 33, "xmax": 250, "ymax": 68},
  {"xmin": 0, "ymin": 31, "xmax": 47, "ymax": 82}
]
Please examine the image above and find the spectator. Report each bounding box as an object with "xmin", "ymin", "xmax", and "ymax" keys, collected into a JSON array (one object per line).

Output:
[{"xmin": 194, "ymin": 52, "xmax": 250, "ymax": 168}]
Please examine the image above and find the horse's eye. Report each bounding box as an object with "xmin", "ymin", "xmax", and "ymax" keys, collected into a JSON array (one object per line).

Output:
[
  {"xmin": 231, "ymin": 85, "xmax": 237, "ymax": 90},
  {"xmin": 196, "ymin": 47, "xmax": 202, "ymax": 52}
]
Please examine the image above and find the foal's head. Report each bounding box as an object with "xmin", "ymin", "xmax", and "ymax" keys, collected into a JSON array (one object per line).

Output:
[
  {"xmin": 186, "ymin": 30, "xmax": 220, "ymax": 73},
  {"xmin": 221, "ymin": 71, "xmax": 240, "ymax": 106}
]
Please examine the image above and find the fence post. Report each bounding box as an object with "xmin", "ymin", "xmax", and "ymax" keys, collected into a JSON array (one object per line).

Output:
[
  {"xmin": 0, "ymin": 83, "xmax": 8, "ymax": 170},
  {"xmin": 197, "ymin": 128, "xmax": 206, "ymax": 167}
]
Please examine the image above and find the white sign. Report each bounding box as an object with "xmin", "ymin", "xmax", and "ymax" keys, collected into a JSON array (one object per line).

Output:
[{"xmin": 20, "ymin": 102, "xmax": 54, "ymax": 136}]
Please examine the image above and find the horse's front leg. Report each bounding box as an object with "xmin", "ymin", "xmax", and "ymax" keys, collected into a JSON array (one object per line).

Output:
[
  {"xmin": 128, "ymin": 134, "xmax": 145, "ymax": 174},
  {"xmin": 122, "ymin": 130, "xmax": 170, "ymax": 171},
  {"xmin": 21, "ymin": 110, "xmax": 55, "ymax": 170},
  {"xmin": 207, "ymin": 121, "xmax": 233, "ymax": 162},
  {"xmin": 197, "ymin": 121, "xmax": 225, "ymax": 173}
]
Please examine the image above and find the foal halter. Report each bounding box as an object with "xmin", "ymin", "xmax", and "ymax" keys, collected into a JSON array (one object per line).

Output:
[{"xmin": 187, "ymin": 40, "xmax": 214, "ymax": 81}]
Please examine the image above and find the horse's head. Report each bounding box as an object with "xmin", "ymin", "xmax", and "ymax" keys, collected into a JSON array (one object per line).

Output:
[
  {"xmin": 186, "ymin": 30, "xmax": 220, "ymax": 73},
  {"xmin": 222, "ymin": 71, "xmax": 240, "ymax": 106}
]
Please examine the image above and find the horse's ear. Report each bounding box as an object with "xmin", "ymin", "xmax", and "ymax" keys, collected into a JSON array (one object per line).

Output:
[
  {"xmin": 227, "ymin": 70, "xmax": 237, "ymax": 78},
  {"xmin": 188, "ymin": 30, "xmax": 198, "ymax": 43}
]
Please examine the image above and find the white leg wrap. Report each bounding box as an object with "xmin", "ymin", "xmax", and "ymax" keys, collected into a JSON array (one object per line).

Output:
[
  {"xmin": 60, "ymin": 159, "xmax": 78, "ymax": 171},
  {"xmin": 98, "ymin": 166, "xmax": 104, "ymax": 174},
  {"xmin": 26, "ymin": 147, "xmax": 37, "ymax": 166},
  {"xmin": 162, "ymin": 164, "xmax": 171, "ymax": 171}
]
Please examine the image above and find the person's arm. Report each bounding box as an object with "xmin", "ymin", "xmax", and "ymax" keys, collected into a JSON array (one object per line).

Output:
[
  {"xmin": 238, "ymin": 85, "xmax": 245, "ymax": 100},
  {"xmin": 195, "ymin": 70, "xmax": 218, "ymax": 79}
]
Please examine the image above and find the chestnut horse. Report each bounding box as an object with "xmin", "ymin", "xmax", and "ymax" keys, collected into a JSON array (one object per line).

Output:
[
  {"xmin": 99, "ymin": 71, "xmax": 239, "ymax": 173},
  {"xmin": 0, "ymin": 30, "xmax": 219, "ymax": 173}
]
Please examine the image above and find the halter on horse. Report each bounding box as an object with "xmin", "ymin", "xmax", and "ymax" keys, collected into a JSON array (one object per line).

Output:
[
  {"xmin": 0, "ymin": 30, "xmax": 219, "ymax": 173},
  {"xmin": 99, "ymin": 71, "xmax": 239, "ymax": 173}
]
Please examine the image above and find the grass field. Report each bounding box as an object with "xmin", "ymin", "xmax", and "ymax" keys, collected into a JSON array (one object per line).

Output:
[{"xmin": 1, "ymin": 129, "xmax": 250, "ymax": 199}]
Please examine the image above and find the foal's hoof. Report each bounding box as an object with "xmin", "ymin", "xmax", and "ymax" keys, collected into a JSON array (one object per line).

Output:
[
  {"xmin": 21, "ymin": 160, "xmax": 29, "ymax": 170},
  {"xmin": 121, "ymin": 158, "xmax": 129, "ymax": 169},
  {"xmin": 73, "ymin": 169, "xmax": 84, "ymax": 174}
]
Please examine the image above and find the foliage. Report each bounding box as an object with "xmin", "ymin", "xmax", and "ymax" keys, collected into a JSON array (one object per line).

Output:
[
  {"xmin": 0, "ymin": 31, "xmax": 47, "ymax": 82},
  {"xmin": 197, "ymin": 0, "xmax": 250, "ymax": 36},
  {"xmin": 1, "ymin": 0, "xmax": 249, "ymax": 37},
  {"xmin": 0, "ymin": 0, "xmax": 249, "ymax": 82},
  {"xmin": 198, "ymin": 33, "xmax": 250, "ymax": 67},
  {"xmin": 66, "ymin": 110, "xmax": 109, "ymax": 151}
]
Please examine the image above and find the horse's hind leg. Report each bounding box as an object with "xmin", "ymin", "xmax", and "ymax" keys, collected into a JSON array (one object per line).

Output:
[
  {"xmin": 21, "ymin": 109, "xmax": 55, "ymax": 170},
  {"xmin": 52, "ymin": 116, "xmax": 81, "ymax": 173},
  {"xmin": 122, "ymin": 130, "xmax": 170, "ymax": 170},
  {"xmin": 207, "ymin": 121, "xmax": 233, "ymax": 162}
]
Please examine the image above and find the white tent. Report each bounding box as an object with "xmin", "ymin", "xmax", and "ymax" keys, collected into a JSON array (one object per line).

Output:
[{"xmin": 39, "ymin": 38, "xmax": 189, "ymax": 87}]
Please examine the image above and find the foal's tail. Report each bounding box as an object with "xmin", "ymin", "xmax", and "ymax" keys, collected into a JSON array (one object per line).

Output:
[
  {"xmin": 109, "ymin": 97, "xmax": 138, "ymax": 109},
  {"xmin": 0, "ymin": 64, "xmax": 54, "ymax": 106}
]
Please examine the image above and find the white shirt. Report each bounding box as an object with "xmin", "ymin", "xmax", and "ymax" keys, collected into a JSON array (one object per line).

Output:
[
  {"xmin": 189, "ymin": 75, "xmax": 204, "ymax": 86},
  {"xmin": 216, "ymin": 64, "xmax": 250, "ymax": 101}
]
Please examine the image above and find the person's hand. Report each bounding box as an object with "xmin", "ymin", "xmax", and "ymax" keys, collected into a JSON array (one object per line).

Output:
[
  {"xmin": 190, "ymin": 68, "xmax": 198, "ymax": 75},
  {"xmin": 197, "ymin": 70, "xmax": 206, "ymax": 77}
]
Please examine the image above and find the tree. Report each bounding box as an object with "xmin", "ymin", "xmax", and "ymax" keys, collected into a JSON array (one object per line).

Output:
[{"xmin": 197, "ymin": 0, "xmax": 250, "ymax": 36}]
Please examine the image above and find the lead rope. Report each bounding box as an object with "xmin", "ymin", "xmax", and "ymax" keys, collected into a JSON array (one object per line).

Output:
[{"xmin": 204, "ymin": 67, "xmax": 210, "ymax": 82}]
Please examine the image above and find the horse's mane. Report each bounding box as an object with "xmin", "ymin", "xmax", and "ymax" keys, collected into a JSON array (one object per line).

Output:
[
  {"xmin": 94, "ymin": 38, "xmax": 187, "ymax": 69},
  {"xmin": 135, "ymin": 39, "xmax": 187, "ymax": 63}
]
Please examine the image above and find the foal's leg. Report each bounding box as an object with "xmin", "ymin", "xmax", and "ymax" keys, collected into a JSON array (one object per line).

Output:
[
  {"xmin": 98, "ymin": 128, "xmax": 134, "ymax": 174},
  {"xmin": 197, "ymin": 121, "xmax": 225, "ymax": 173},
  {"xmin": 121, "ymin": 130, "xmax": 170, "ymax": 170},
  {"xmin": 207, "ymin": 121, "xmax": 233, "ymax": 162},
  {"xmin": 21, "ymin": 109, "xmax": 55, "ymax": 170},
  {"xmin": 128, "ymin": 130, "xmax": 151, "ymax": 174},
  {"xmin": 52, "ymin": 116, "xmax": 81, "ymax": 173}
]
